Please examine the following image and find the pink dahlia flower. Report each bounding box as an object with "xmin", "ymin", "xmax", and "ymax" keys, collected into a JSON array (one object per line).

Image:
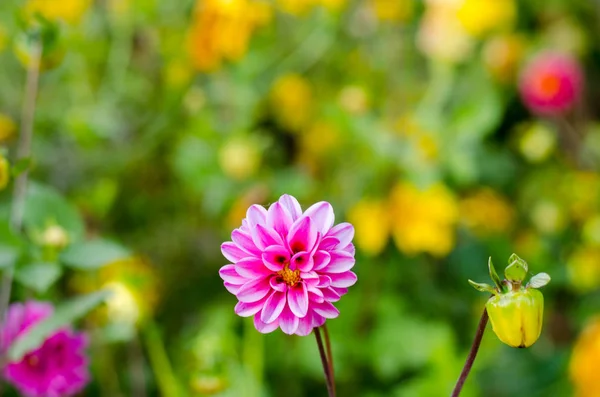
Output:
[
  {"xmin": 0, "ymin": 301, "xmax": 90, "ymax": 397},
  {"xmin": 220, "ymin": 194, "xmax": 357, "ymax": 336},
  {"xmin": 519, "ymin": 51, "xmax": 583, "ymax": 115}
]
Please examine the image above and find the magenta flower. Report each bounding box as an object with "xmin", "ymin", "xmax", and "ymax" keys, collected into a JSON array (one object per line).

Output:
[
  {"xmin": 519, "ymin": 51, "xmax": 583, "ymax": 115},
  {"xmin": 219, "ymin": 194, "xmax": 357, "ymax": 336},
  {"xmin": 0, "ymin": 301, "xmax": 90, "ymax": 397}
]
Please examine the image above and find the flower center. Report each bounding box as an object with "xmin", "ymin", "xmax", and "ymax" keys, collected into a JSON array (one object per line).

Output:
[
  {"xmin": 27, "ymin": 355, "xmax": 39, "ymax": 367},
  {"xmin": 278, "ymin": 265, "xmax": 301, "ymax": 287},
  {"xmin": 537, "ymin": 74, "xmax": 561, "ymax": 98}
]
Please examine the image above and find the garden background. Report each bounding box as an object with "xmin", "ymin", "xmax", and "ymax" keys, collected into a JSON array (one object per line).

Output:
[{"xmin": 0, "ymin": 0, "xmax": 598, "ymax": 396}]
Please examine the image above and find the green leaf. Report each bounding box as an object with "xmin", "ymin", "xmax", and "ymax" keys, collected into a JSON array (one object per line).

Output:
[
  {"xmin": 0, "ymin": 245, "xmax": 20, "ymax": 269},
  {"xmin": 11, "ymin": 157, "xmax": 33, "ymax": 177},
  {"xmin": 528, "ymin": 272, "xmax": 551, "ymax": 289},
  {"xmin": 505, "ymin": 253, "xmax": 528, "ymax": 283},
  {"xmin": 60, "ymin": 239, "xmax": 130, "ymax": 270},
  {"xmin": 468, "ymin": 280, "xmax": 496, "ymax": 294},
  {"xmin": 8, "ymin": 290, "xmax": 111, "ymax": 361},
  {"xmin": 14, "ymin": 262, "xmax": 62, "ymax": 293},
  {"xmin": 24, "ymin": 183, "xmax": 85, "ymax": 242},
  {"xmin": 488, "ymin": 257, "xmax": 502, "ymax": 290}
]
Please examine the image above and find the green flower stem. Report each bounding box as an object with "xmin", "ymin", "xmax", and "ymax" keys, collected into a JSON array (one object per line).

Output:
[
  {"xmin": 322, "ymin": 323, "xmax": 336, "ymax": 395},
  {"xmin": 314, "ymin": 326, "xmax": 335, "ymax": 397},
  {"xmin": 451, "ymin": 308, "xmax": 489, "ymax": 397},
  {"xmin": 243, "ymin": 317, "xmax": 265, "ymax": 396},
  {"xmin": 0, "ymin": 39, "xmax": 42, "ymax": 367},
  {"xmin": 142, "ymin": 321, "xmax": 181, "ymax": 397}
]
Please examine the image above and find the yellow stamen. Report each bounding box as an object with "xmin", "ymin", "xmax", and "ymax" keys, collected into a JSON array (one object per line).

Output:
[{"xmin": 278, "ymin": 265, "xmax": 301, "ymax": 286}]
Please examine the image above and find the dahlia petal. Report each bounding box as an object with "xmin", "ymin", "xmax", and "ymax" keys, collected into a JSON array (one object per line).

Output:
[
  {"xmin": 322, "ymin": 287, "xmax": 341, "ymax": 302},
  {"xmin": 304, "ymin": 201, "xmax": 335, "ymax": 235},
  {"xmin": 312, "ymin": 250, "xmax": 331, "ymax": 271},
  {"xmin": 278, "ymin": 194, "xmax": 302, "ymax": 221},
  {"xmin": 254, "ymin": 313, "xmax": 279, "ymax": 334},
  {"xmin": 224, "ymin": 282, "xmax": 242, "ymax": 294},
  {"xmin": 343, "ymin": 243, "xmax": 356, "ymax": 256},
  {"xmin": 287, "ymin": 282, "xmax": 309, "ymax": 318},
  {"xmin": 312, "ymin": 301, "xmax": 340, "ymax": 319},
  {"xmin": 270, "ymin": 276, "xmax": 287, "ymax": 292},
  {"xmin": 312, "ymin": 313, "xmax": 327, "ymax": 328},
  {"xmin": 246, "ymin": 204, "xmax": 268, "ymax": 228},
  {"xmin": 317, "ymin": 275, "xmax": 331, "ymax": 288},
  {"xmin": 261, "ymin": 291, "xmax": 286, "ymax": 324},
  {"xmin": 319, "ymin": 236, "xmax": 340, "ymax": 251},
  {"xmin": 236, "ymin": 257, "xmax": 271, "ymax": 278},
  {"xmin": 327, "ymin": 222, "xmax": 355, "ymax": 248},
  {"xmin": 290, "ymin": 251, "xmax": 314, "ymax": 272},
  {"xmin": 332, "ymin": 287, "xmax": 348, "ymax": 297},
  {"xmin": 253, "ymin": 224, "xmax": 284, "ymax": 250},
  {"xmin": 308, "ymin": 286, "xmax": 325, "ymax": 304},
  {"xmin": 287, "ymin": 216, "xmax": 318, "ymax": 253},
  {"xmin": 262, "ymin": 245, "xmax": 289, "ymax": 272},
  {"xmin": 219, "ymin": 265, "xmax": 247, "ymax": 285},
  {"xmin": 221, "ymin": 242, "xmax": 248, "ymax": 263},
  {"xmin": 296, "ymin": 312, "xmax": 315, "ymax": 336},
  {"xmin": 300, "ymin": 271, "xmax": 319, "ymax": 283},
  {"xmin": 267, "ymin": 202, "xmax": 293, "ymax": 236},
  {"xmin": 235, "ymin": 299, "xmax": 265, "ymax": 317},
  {"xmin": 329, "ymin": 271, "xmax": 358, "ymax": 288},
  {"xmin": 231, "ymin": 229, "xmax": 260, "ymax": 255},
  {"xmin": 279, "ymin": 306, "xmax": 300, "ymax": 335},
  {"xmin": 325, "ymin": 251, "xmax": 355, "ymax": 273},
  {"xmin": 236, "ymin": 277, "xmax": 271, "ymax": 303}
]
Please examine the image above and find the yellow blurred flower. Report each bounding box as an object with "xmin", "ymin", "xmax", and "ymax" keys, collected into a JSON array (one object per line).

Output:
[
  {"xmin": 218, "ymin": 135, "xmax": 262, "ymax": 180},
  {"xmin": 564, "ymin": 172, "xmax": 600, "ymax": 222},
  {"xmin": 483, "ymin": 34, "xmax": 525, "ymax": 82},
  {"xmin": 570, "ymin": 318, "xmax": 600, "ymax": 397},
  {"xmin": 370, "ymin": 0, "xmax": 413, "ymax": 22},
  {"xmin": 165, "ymin": 59, "xmax": 194, "ymax": 88},
  {"xmin": 300, "ymin": 121, "xmax": 340, "ymax": 157},
  {"xmin": 460, "ymin": 189, "xmax": 514, "ymax": 236},
  {"xmin": 417, "ymin": 1, "xmax": 473, "ymax": 63},
  {"xmin": 583, "ymin": 215, "xmax": 600, "ymax": 246},
  {"xmin": 270, "ymin": 73, "xmax": 313, "ymax": 132},
  {"xmin": 100, "ymin": 257, "xmax": 159, "ymax": 325},
  {"xmin": 25, "ymin": 0, "xmax": 91, "ymax": 24},
  {"xmin": 389, "ymin": 182, "xmax": 458, "ymax": 256},
  {"xmin": 567, "ymin": 246, "xmax": 600, "ymax": 293},
  {"xmin": 41, "ymin": 224, "xmax": 70, "ymax": 249},
  {"xmin": 348, "ymin": 199, "xmax": 390, "ymax": 256},
  {"xmin": 0, "ymin": 114, "xmax": 16, "ymax": 142},
  {"xmin": 0, "ymin": 155, "xmax": 9, "ymax": 191},
  {"xmin": 456, "ymin": 0, "xmax": 516, "ymax": 38},
  {"xmin": 338, "ymin": 85, "xmax": 369, "ymax": 115},
  {"xmin": 516, "ymin": 121, "xmax": 557, "ymax": 163},
  {"xmin": 530, "ymin": 200, "xmax": 566, "ymax": 235},
  {"xmin": 187, "ymin": 0, "xmax": 271, "ymax": 72}
]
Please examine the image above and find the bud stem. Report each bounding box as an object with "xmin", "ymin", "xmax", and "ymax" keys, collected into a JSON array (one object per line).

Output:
[
  {"xmin": 314, "ymin": 326, "xmax": 335, "ymax": 397},
  {"xmin": 451, "ymin": 307, "xmax": 489, "ymax": 397}
]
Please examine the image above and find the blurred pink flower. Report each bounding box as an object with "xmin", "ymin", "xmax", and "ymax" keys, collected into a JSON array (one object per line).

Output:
[
  {"xmin": 220, "ymin": 194, "xmax": 357, "ymax": 336},
  {"xmin": 0, "ymin": 301, "xmax": 90, "ymax": 397},
  {"xmin": 519, "ymin": 52, "xmax": 583, "ymax": 115}
]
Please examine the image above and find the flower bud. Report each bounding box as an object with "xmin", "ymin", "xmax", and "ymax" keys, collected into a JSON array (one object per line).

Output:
[
  {"xmin": 486, "ymin": 288, "xmax": 543, "ymax": 348},
  {"xmin": 469, "ymin": 254, "xmax": 550, "ymax": 348}
]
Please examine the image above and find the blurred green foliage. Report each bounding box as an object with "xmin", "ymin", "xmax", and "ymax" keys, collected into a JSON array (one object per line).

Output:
[{"xmin": 1, "ymin": 0, "xmax": 600, "ymax": 396}]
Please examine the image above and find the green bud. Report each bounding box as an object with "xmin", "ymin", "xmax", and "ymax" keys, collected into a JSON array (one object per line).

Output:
[
  {"xmin": 505, "ymin": 253, "xmax": 528, "ymax": 283},
  {"xmin": 486, "ymin": 288, "xmax": 543, "ymax": 348}
]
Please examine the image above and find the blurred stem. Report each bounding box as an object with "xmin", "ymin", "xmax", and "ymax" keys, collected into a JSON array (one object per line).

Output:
[
  {"xmin": 451, "ymin": 308, "xmax": 489, "ymax": 397},
  {"xmin": 242, "ymin": 317, "xmax": 264, "ymax": 396},
  {"xmin": 0, "ymin": 39, "xmax": 42, "ymax": 358},
  {"xmin": 322, "ymin": 323, "xmax": 336, "ymax": 395},
  {"xmin": 415, "ymin": 62, "xmax": 455, "ymax": 125},
  {"xmin": 129, "ymin": 333, "xmax": 148, "ymax": 397},
  {"xmin": 314, "ymin": 327, "xmax": 335, "ymax": 397},
  {"xmin": 142, "ymin": 321, "xmax": 181, "ymax": 397}
]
